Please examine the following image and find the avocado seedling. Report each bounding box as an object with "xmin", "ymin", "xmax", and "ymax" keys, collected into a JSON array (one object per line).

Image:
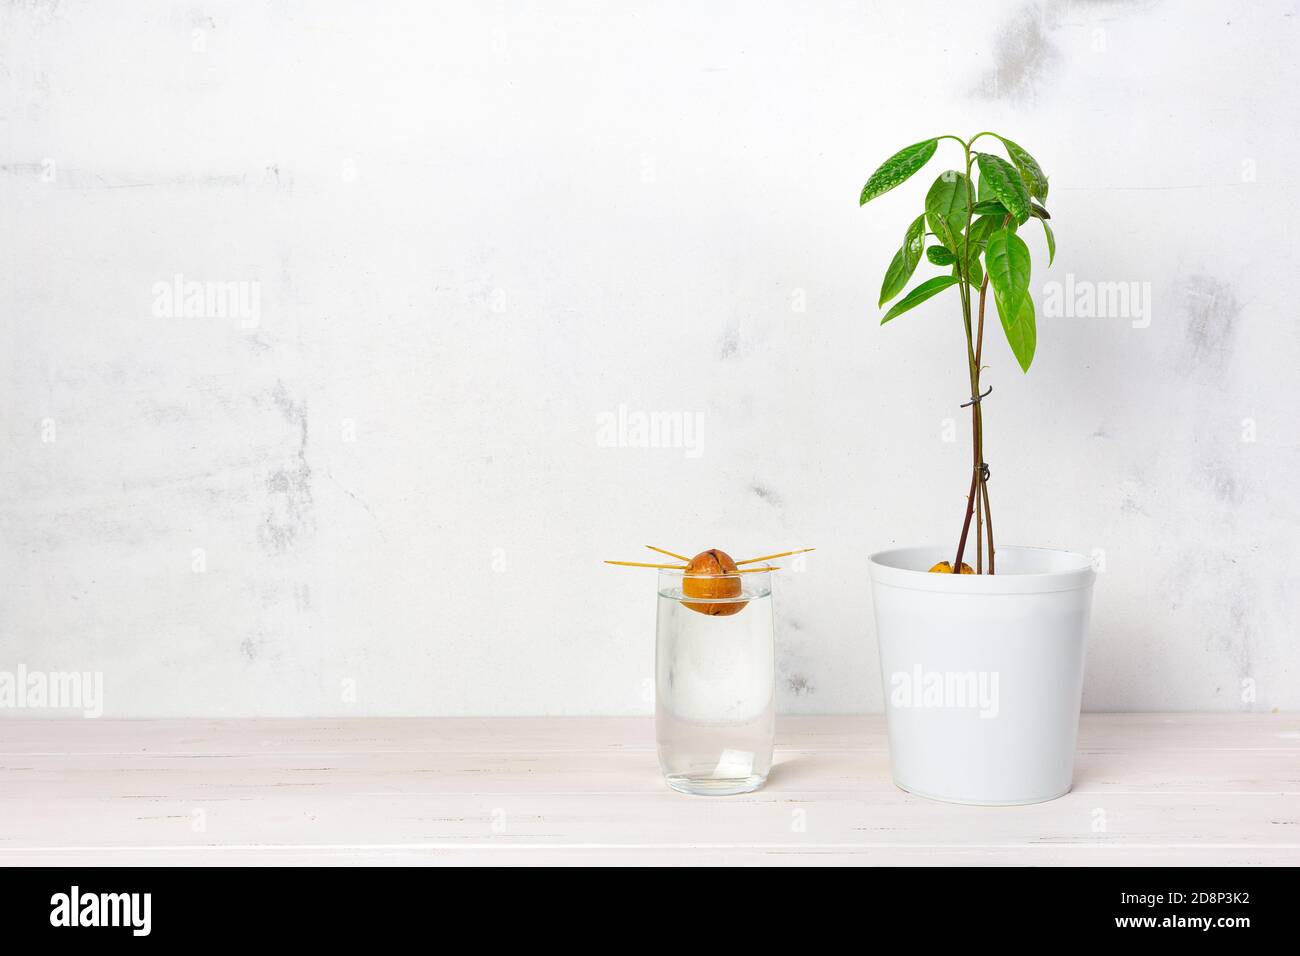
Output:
[{"xmin": 859, "ymin": 131, "xmax": 1056, "ymax": 574}]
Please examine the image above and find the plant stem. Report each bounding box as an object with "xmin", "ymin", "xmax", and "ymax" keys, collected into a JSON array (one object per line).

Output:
[
  {"xmin": 974, "ymin": 274, "xmax": 993, "ymax": 574},
  {"xmin": 951, "ymin": 144, "xmax": 982, "ymax": 572},
  {"xmin": 981, "ymin": 475, "xmax": 995, "ymax": 574},
  {"xmin": 953, "ymin": 467, "xmax": 979, "ymax": 571}
]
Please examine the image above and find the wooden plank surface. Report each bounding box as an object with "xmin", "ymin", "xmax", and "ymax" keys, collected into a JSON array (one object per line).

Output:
[{"xmin": 1, "ymin": 715, "xmax": 1297, "ymax": 866}]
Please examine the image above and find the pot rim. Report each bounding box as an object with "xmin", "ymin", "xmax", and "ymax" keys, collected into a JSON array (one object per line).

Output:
[{"xmin": 868, "ymin": 545, "xmax": 1095, "ymax": 595}]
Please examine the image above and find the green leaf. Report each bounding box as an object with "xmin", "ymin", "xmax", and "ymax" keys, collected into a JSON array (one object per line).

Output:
[
  {"xmin": 881, "ymin": 275, "xmax": 961, "ymax": 324},
  {"xmin": 878, "ymin": 214, "xmax": 927, "ymax": 306},
  {"xmin": 985, "ymin": 228, "xmax": 1032, "ymax": 300},
  {"xmin": 976, "ymin": 153, "xmax": 1031, "ymax": 224},
  {"xmin": 994, "ymin": 288, "xmax": 1037, "ymax": 371},
  {"xmin": 924, "ymin": 172, "xmax": 972, "ymax": 252},
  {"xmin": 967, "ymin": 214, "xmax": 1002, "ymax": 245},
  {"xmin": 937, "ymin": 234, "xmax": 982, "ymax": 283},
  {"xmin": 986, "ymin": 225, "xmax": 1036, "ymax": 370},
  {"xmin": 971, "ymin": 200, "xmax": 1007, "ymax": 216},
  {"xmin": 1040, "ymin": 218, "xmax": 1056, "ymax": 266},
  {"xmin": 996, "ymin": 136, "xmax": 1049, "ymax": 202},
  {"xmin": 860, "ymin": 139, "xmax": 939, "ymax": 205},
  {"xmin": 1029, "ymin": 201, "xmax": 1050, "ymax": 220}
]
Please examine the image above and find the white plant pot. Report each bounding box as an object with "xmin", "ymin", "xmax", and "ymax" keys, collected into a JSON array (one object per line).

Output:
[{"xmin": 868, "ymin": 546, "xmax": 1095, "ymax": 806}]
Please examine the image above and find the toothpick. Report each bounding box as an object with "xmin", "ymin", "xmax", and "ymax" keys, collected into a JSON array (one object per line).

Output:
[
  {"xmin": 645, "ymin": 545, "xmax": 691, "ymax": 562},
  {"xmin": 735, "ymin": 547, "xmax": 816, "ymax": 565},
  {"xmin": 605, "ymin": 560, "xmax": 688, "ymax": 569},
  {"xmin": 736, "ymin": 566, "xmax": 779, "ymax": 573}
]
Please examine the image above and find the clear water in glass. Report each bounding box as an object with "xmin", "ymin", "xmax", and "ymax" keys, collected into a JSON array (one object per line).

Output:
[{"xmin": 655, "ymin": 572, "xmax": 775, "ymax": 795}]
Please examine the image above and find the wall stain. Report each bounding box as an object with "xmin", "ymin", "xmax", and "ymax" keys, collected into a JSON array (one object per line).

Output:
[
  {"xmin": 786, "ymin": 674, "xmax": 815, "ymax": 696},
  {"xmin": 327, "ymin": 469, "xmax": 388, "ymax": 541},
  {"xmin": 979, "ymin": 5, "xmax": 1060, "ymax": 101},
  {"xmin": 239, "ymin": 629, "xmax": 288, "ymax": 667},
  {"xmin": 977, "ymin": 1, "xmax": 1166, "ymax": 103},
  {"xmin": 258, "ymin": 380, "xmax": 315, "ymax": 554},
  {"xmin": 1199, "ymin": 459, "xmax": 1243, "ymax": 506},
  {"xmin": 718, "ymin": 325, "xmax": 740, "ymax": 360},
  {"xmin": 1215, "ymin": 570, "xmax": 1255, "ymax": 696},
  {"xmin": 1119, "ymin": 494, "xmax": 1146, "ymax": 517},
  {"xmin": 1181, "ymin": 274, "xmax": 1241, "ymax": 373}
]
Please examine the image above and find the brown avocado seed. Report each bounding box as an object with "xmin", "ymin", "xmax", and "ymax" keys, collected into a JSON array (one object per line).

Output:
[
  {"xmin": 928, "ymin": 560, "xmax": 975, "ymax": 574},
  {"xmin": 682, "ymin": 549, "xmax": 747, "ymax": 616}
]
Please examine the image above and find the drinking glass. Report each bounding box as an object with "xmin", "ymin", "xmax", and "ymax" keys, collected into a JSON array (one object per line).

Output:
[{"xmin": 655, "ymin": 568, "xmax": 775, "ymax": 795}]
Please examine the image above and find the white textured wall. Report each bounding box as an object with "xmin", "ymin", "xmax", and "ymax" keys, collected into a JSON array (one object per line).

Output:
[{"xmin": 2, "ymin": 1, "xmax": 1297, "ymax": 717}]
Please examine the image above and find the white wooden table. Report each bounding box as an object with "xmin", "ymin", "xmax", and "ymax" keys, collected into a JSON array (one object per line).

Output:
[{"xmin": 1, "ymin": 715, "xmax": 1297, "ymax": 866}]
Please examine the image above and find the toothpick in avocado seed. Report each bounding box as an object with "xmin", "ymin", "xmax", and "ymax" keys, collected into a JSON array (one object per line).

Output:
[
  {"xmin": 645, "ymin": 545, "xmax": 691, "ymax": 562},
  {"xmin": 735, "ymin": 547, "xmax": 816, "ymax": 565}
]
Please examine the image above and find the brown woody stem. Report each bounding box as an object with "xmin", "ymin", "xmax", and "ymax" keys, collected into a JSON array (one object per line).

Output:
[
  {"xmin": 953, "ymin": 466, "xmax": 979, "ymax": 570},
  {"xmin": 975, "ymin": 275, "xmax": 993, "ymax": 574},
  {"xmin": 953, "ymin": 274, "xmax": 992, "ymax": 572}
]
